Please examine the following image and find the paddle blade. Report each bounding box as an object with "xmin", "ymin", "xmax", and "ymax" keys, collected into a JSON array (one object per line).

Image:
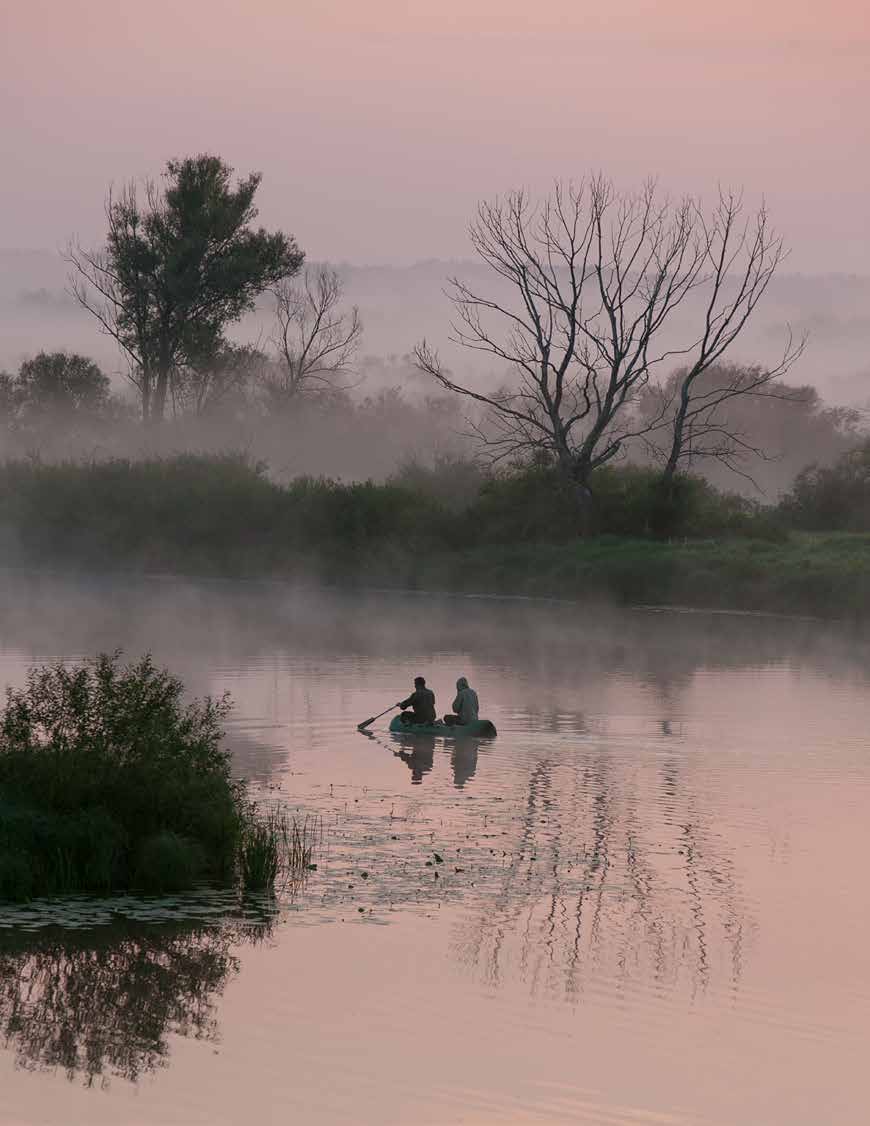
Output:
[{"xmin": 357, "ymin": 717, "xmax": 376, "ymax": 731}]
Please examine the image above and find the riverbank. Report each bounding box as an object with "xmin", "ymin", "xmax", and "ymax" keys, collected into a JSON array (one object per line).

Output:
[
  {"xmin": 397, "ymin": 534, "xmax": 870, "ymax": 619},
  {"xmin": 4, "ymin": 532, "xmax": 867, "ymax": 622},
  {"xmin": 0, "ymin": 455, "xmax": 867, "ymax": 619}
]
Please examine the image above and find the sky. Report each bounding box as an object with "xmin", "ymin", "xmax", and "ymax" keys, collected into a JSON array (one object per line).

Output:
[{"xmin": 2, "ymin": 0, "xmax": 868, "ymax": 272}]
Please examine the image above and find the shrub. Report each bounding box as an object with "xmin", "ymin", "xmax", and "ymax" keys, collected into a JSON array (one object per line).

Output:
[
  {"xmin": 0, "ymin": 453, "xmax": 794, "ymax": 588},
  {"xmin": 780, "ymin": 440, "xmax": 870, "ymax": 531},
  {"xmin": 0, "ymin": 802, "xmax": 126, "ymax": 896},
  {"xmin": 135, "ymin": 832, "xmax": 205, "ymax": 893},
  {"xmin": 389, "ymin": 455, "xmax": 487, "ymax": 514},
  {"xmin": 464, "ymin": 465, "xmax": 577, "ymax": 544},
  {"xmin": 0, "ymin": 652, "xmax": 244, "ymax": 898},
  {"xmin": 0, "ymin": 851, "xmax": 34, "ymax": 902}
]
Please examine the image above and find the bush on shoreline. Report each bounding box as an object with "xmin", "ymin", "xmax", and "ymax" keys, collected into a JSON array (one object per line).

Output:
[
  {"xmin": 780, "ymin": 438, "xmax": 870, "ymax": 532},
  {"xmin": 0, "ymin": 652, "xmax": 301, "ymax": 901},
  {"xmin": 0, "ymin": 452, "xmax": 866, "ymax": 620},
  {"xmin": 0, "ymin": 453, "xmax": 790, "ymax": 575}
]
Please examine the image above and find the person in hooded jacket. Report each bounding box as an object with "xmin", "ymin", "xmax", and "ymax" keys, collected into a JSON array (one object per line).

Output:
[{"xmin": 444, "ymin": 676, "xmax": 479, "ymax": 726}]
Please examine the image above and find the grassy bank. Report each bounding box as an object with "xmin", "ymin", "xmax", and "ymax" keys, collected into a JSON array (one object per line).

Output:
[
  {"xmin": 0, "ymin": 454, "xmax": 867, "ymax": 618},
  {"xmin": 402, "ymin": 534, "xmax": 870, "ymax": 619},
  {"xmin": 0, "ymin": 653, "xmax": 306, "ymax": 902}
]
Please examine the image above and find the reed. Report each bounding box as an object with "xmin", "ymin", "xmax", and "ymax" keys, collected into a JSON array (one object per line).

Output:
[{"xmin": 239, "ymin": 807, "xmax": 319, "ymax": 892}]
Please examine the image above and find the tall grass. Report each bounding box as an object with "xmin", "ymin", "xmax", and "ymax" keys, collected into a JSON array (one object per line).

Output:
[{"xmin": 239, "ymin": 808, "xmax": 319, "ymax": 892}]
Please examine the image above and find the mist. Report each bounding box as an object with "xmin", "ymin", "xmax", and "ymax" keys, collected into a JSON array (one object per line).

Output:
[
  {"xmin": 4, "ymin": 250, "xmax": 870, "ymax": 401},
  {"xmin": 1, "ymin": 249, "xmax": 868, "ymax": 501}
]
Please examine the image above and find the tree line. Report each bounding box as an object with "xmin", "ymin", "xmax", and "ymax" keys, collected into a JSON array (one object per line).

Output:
[{"xmin": 7, "ymin": 153, "xmax": 863, "ymax": 523}]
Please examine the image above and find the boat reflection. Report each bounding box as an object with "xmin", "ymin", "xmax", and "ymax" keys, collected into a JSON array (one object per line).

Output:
[
  {"xmin": 450, "ymin": 738, "xmax": 479, "ymax": 788},
  {"xmin": 394, "ymin": 734, "xmax": 436, "ymax": 784}
]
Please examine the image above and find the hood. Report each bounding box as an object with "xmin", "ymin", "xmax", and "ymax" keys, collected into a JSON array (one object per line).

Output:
[{"xmin": 456, "ymin": 677, "xmax": 469, "ymax": 691}]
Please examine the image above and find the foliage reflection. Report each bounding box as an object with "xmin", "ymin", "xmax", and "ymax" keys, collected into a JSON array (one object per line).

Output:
[{"xmin": 0, "ymin": 913, "xmax": 271, "ymax": 1086}]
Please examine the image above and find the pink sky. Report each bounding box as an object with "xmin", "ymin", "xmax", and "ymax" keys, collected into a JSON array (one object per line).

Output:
[{"xmin": 2, "ymin": 0, "xmax": 868, "ymax": 270}]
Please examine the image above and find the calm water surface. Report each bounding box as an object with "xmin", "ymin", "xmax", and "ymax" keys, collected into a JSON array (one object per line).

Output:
[{"xmin": 1, "ymin": 575, "xmax": 869, "ymax": 1125}]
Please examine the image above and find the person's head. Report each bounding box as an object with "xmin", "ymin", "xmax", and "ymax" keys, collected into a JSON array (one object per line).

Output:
[
  {"xmin": 456, "ymin": 676, "xmax": 469, "ymax": 691},
  {"xmin": 414, "ymin": 676, "xmax": 426, "ymax": 688}
]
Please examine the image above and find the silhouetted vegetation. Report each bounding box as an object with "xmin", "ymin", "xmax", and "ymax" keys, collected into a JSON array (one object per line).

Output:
[
  {"xmin": 0, "ymin": 914, "xmax": 272, "ymax": 1084},
  {"xmin": 239, "ymin": 808, "xmax": 316, "ymax": 891},
  {"xmin": 0, "ymin": 453, "xmax": 782, "ymax": 575},
  {"xmin": 67, "ymin": 154, "xmax": 303, "ymax": 422},
  {"xmin": 0, "ymin": 350, "xmax": 127, "ymax": 440},
  {"xmin": 0, "ymin": 652, "xmax": 300, "ymax": 900},
  {"xmin": 635, "ymin": 369, "xmax": 861, "ymax": 497},
  {"xmin": 780, "ymin": 438, "xmax": 870, "ymax": 532},
  {"xmin": 415, "ymin": 181, "xmax": 798, "ymax": 528},
  {"xmin": 0, "ymin": 451, "xmax": 866, "ymax": 616}
]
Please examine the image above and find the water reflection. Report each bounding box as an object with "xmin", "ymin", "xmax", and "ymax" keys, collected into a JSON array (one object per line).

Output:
[
  {"xmin": 0, "ymin": 577, "xmax": 868, "ymax": 1123},
  {"xmin": 450, "ymin": 744, "xmax": 747, "ymax": 1006},
  {"xmin": 393, "ymin": 736, "xmax": 483, "ymax": 787},
  {"xmin": 394, "ymin": 734, "xmax": 436, "ymax": 784},
  {"xmin": 450, "ymin": 739, "xmax": 479, "ymax": 788},
  {"xmin": 0, "ymin": 913, "xmax": 272, "ymax": 1086}
]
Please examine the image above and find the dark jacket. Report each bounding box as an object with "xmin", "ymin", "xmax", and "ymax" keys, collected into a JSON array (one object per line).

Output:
[{"xmin": 399, "ymin": 686, "xmax": 436, "ymax": 724}]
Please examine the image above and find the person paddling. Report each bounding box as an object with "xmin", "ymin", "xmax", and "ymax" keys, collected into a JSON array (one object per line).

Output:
[
  {"xmin": 444, "ymin": 676, "xmax": 479, "ymax": 726},
  {"xmin": 397, "ymin": 676, "xmax": 436, "ymax": 726}
]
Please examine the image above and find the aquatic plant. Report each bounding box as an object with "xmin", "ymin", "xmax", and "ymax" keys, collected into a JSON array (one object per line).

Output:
[
  {"xmin": 285, "ymin": 813, "xmax": 318, "ymax": 875},
  {"xmin": 239, "ymin": 807, "xmax": 318, "ymax": 891},
  {"xmin": 239, "ymin": 809, "xmax": 282, "ymax": 890}
]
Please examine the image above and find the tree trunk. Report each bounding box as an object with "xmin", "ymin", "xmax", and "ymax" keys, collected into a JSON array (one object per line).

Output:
[
  {"xmin": 149, "ymin": 367, "xmax": 170, "ymax": 423},
  {"xmin": 662, "ymin": 380, "xmax": 691, "ymax": 481},
  {"xmin": 139, "ymin": 368, "xmax": 153, "ymax": 423},
  {"xmin": 558, "ymin": 453, "xmax": 595, "ymax": 536},
  {"xmin": 649, "ymin": 472, "xmax": 690, "ymax": 540},
  {"xmin": 572, "ymin": 480, "xmax": 594, "ymax": 536}
]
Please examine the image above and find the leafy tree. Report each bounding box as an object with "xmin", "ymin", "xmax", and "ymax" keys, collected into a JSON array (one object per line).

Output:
[
  {"xmin": 177, "ymin": 342, "xmax": 268, "ymax": 418},
  {"xmin": 16, "ymin": 351, "xmax": 110, "ymax": 418},
  {"xmin": 68, "ymin": 155, "xmax": 304, "ymax": 422},
  {"xmin": 780, "ymin": 438, "xmax": 870, "ymax": 531},
  {"xmin": 0, "ymin": 372, "xmax": 17, "ymax": 426}
]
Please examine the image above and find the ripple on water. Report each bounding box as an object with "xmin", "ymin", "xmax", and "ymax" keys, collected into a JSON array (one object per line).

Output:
[{"xmin": 2, "ymin": 585, "xmax": 870, "ymax": 1122}]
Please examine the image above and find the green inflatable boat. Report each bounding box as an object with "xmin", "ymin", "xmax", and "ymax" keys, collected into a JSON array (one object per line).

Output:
[{"xmin": 389, "ymin": 716, "xmax": 497, "ymax": 737}]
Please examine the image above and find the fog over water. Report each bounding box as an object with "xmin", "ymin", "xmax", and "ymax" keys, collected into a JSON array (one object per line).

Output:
[
  {"xmin": 1, "ymin": 574, "xmax": 870, "ymax": 1123},
  {"xmin": 3, "ymin": 2, "xmax": 870, "ymax": 1121}
]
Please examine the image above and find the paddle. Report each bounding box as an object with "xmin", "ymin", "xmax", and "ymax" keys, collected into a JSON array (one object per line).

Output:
[{"xmin": 357, "ymin": 703, "xmax": 399, "ymax": 732}]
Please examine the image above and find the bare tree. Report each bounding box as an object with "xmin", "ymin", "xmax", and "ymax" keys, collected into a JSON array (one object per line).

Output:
[
  {"xmin": 415, "ymin": 178, "xmax": 795, "ymax": 525},
  {"xmin": 263, "ymin": 267, "xmax": 362, "ymax": 410},
  {"xmin": 639, "ymin": 360, "xmax": 807, "ymax": 490},
  {"xmin": 640, "ymin": 193, "xmax": 805, "ymax": 483}
]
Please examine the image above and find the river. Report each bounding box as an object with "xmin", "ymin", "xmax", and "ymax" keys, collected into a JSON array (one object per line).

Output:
[{"xmin": 1, "ymin": 573, "xmax": 869, "ymax": 1124}]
